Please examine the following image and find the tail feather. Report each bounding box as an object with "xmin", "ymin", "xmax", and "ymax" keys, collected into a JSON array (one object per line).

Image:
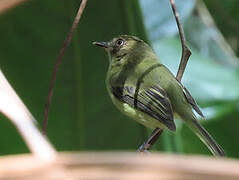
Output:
[{"xmin": 186, "ymin": 120, "xmax": 225, "ymax": 157}]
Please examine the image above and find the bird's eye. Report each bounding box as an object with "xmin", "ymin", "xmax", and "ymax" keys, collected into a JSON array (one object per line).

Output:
[{"xmin": 116, "ymin": 39, "xmax": 124, "ymax": 46}]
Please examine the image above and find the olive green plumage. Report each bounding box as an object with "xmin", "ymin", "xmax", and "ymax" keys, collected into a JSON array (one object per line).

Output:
[{"xmin": 93, "ymin": 35, "xmax": 225, "ymax": 156}]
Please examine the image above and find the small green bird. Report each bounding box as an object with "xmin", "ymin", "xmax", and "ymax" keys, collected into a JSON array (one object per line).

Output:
[{"xmin": 93, "ymin": 35, "xmax": 225, "ymax": 156}]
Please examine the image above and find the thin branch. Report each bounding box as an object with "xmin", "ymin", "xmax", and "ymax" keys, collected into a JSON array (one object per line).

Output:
[
  {"xmin": 43, "ymin": 0, "xmax": 88, "ymax": 135},
  {"xmin": 169, "ymin": 0, "xmax": 191, "ymax": 82}
]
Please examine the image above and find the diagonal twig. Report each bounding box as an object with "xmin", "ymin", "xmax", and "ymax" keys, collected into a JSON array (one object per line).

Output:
[
  {"xmin": 0, "ymin": 69, "xmax": 56, "ymax": 161},
  {"xmin": 169, "ymin": 0, "xmax": 191, "ymax": 82},
  {"xmin": 43, "ymin": 0, "xmax": 88, "ymax": 135}
]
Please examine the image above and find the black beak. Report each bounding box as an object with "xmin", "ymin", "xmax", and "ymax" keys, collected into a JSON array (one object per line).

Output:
[{"xmin": 93, "ymin": 41, "xmax": 109, "ymax": 48}]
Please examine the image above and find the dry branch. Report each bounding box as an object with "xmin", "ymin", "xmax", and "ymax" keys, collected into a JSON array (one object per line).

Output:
[
  {"xmin": 0, "ymin": 69, "xmax": 56, "ymax": 161},
  {"xmin": 0, "ymin": 152, "xmax": 239, "ymax": 180},
  {"xmin": 169, "ymin": 0, "xmax": 192, "ymax": 82},
  {"xmin": 43, "ymin": 0, "xmax": 88, "ymax": 135}
]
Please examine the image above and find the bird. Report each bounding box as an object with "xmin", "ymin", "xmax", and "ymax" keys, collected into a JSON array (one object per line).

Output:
[{"xmin": 93, "ymin": 35, "xmax": 225, "ymax": 156}]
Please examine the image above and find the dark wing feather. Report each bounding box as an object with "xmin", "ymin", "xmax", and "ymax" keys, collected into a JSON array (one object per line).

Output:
[
  {"xmin": 112, "ymin": 85, "xmax": 176, "ymax": 131},
  {"xmin": 182, "ymin": 87, "xmax": 204, "ymax": 118}
]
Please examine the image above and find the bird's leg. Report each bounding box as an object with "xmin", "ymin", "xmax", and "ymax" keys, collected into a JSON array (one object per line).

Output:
[{"xmin": 137, "ymin": 128, "xmax": 163, "ymax": 152}]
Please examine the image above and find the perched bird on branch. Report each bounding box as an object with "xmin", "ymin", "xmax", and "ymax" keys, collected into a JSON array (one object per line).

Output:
[{"xmin": 93, "ymin": 35, "xmax": 225, "ymax": 156}]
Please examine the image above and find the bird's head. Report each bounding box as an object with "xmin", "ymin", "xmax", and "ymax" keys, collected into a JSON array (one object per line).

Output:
[{"xmin": 93, "ymin": 35, "xmax": 152, "ymax": 68}]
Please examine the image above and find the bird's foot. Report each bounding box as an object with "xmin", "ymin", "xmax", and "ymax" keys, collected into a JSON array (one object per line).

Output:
[{"xmin": 137, "ymin": 142, "xmax": 151, "ymax": 153}]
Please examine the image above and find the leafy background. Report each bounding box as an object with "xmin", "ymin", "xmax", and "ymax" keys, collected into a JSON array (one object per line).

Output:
[{"xmin": 0, "ymin": 0, "xmax": 238, "ymax": 157}]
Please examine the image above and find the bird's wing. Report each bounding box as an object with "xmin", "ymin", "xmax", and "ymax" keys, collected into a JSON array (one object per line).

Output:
[
  {"xmin": 111, "ymin": 85, "xmax": 176, "ymax": 131},
  {"xmin": 181, "ymin": 85, "xmax": 204, "ymax": 118}
]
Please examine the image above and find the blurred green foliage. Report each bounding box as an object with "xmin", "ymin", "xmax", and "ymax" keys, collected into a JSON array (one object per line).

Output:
[
  {"xmin": 0, "ymin": 0, "xmax": 238, "ymax": 157},
  {"xmin": 204, "ymin": 0, "xmax": 239, "ymax": 57}
]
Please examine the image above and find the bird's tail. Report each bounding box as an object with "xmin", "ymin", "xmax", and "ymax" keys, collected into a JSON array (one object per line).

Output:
[{"xmin": 186, "ymin": 120, "xmax": 225, "ymax": 157}]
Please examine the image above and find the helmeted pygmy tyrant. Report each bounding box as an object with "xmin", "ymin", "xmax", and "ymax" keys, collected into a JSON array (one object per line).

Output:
[{"xmin": 93, "ymin": 35, "xmax": 225, "ymax": 156}]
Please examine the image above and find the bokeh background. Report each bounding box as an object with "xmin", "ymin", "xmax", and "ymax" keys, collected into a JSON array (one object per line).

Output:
[{"xmin": 0, "ymin": 0, "xmax": 239, "ymax": 157}]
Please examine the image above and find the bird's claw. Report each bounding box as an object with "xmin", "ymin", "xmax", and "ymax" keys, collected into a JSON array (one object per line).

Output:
[{"xmin": 137, "ymin": 143, "xmax": 151, "ymax": 153}]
